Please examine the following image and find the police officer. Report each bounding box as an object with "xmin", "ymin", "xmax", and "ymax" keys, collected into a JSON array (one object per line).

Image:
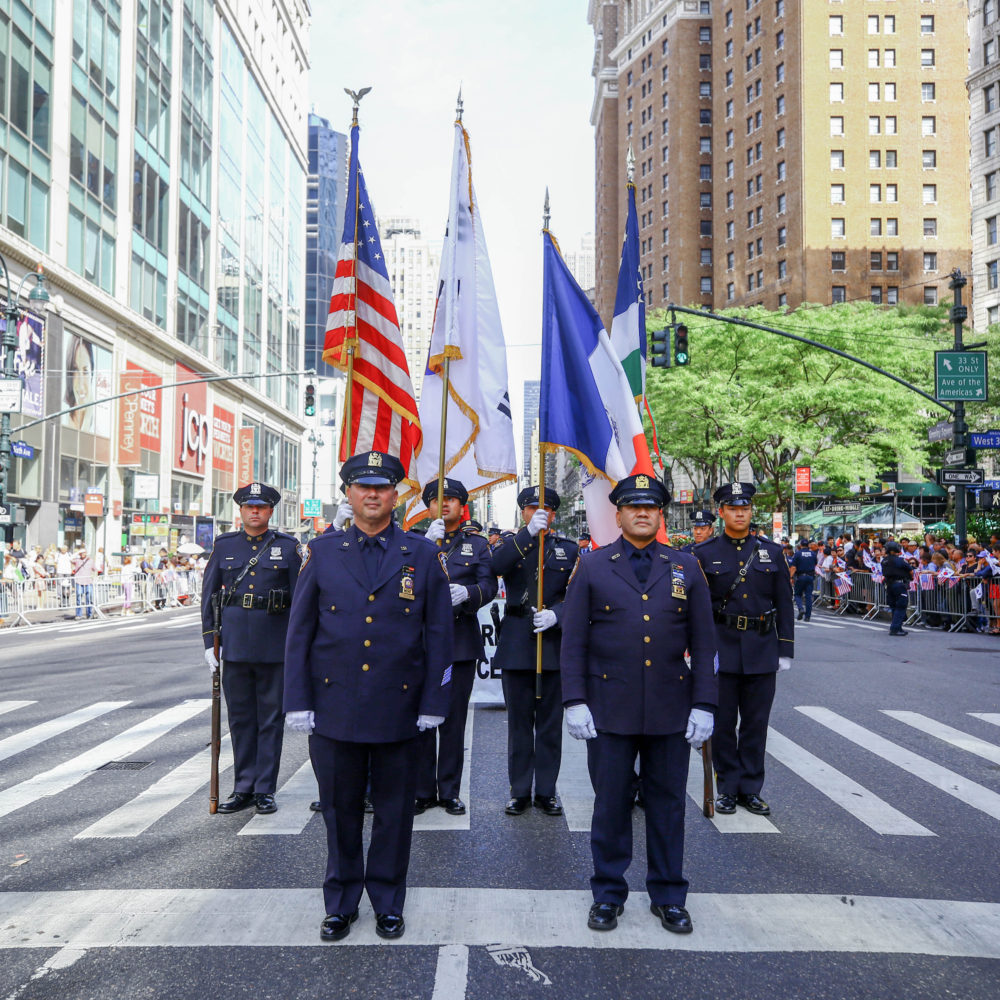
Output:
[
  {"xmin": 491, "ymin": 485, "xmax": 578, "ymax": 816},
  {"xmin": 561, "ymin": 474, "xmax": 717, "ymax": 935},
  {"xmin": 882, "ymin": 540, "xmax": 913, "ymax": 636},
  {"xmin": 790, "ymin": 537, "xmax": 819, "ymax": 621},
  {"xmin": 416, "ymin": 478, "xmax": 497, "ymax": 815},
  {"xmin": 577, "ymin": 531, "xmax": 592, "ymax": 552},
  {"xmin": 695, "ymin": 482, "xmax": 793, "ymax": 817},
  {"xmin": 201, "ymin": 482, "xmax": 301, "ymax": 814},
  {"xmin": 283, "ymin": 451, "xmax": 453, "ymax": 942},
  {"xmin": 681, "ymin": 509, "xmax": 715, "ymax": 552},
  {"xmin": 463, "ymin": 519, "xmax": 484, "ymax": 536},
  {"xmin": 487, "ymin": 525, "xmax": 503, "ymax": 550}
]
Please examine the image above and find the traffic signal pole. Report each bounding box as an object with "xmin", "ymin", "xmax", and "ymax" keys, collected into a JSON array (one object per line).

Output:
[{"xmin": 949, "ymin": 271, "xmax": 968, "ymax": 547}]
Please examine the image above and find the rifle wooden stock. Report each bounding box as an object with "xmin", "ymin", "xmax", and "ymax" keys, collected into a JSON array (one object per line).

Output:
[{"xmin": 701, "ymin": 738, "xmax": 715, "ymax": 818}]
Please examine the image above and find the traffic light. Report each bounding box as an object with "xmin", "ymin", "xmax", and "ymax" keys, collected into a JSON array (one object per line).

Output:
[
  {"xmin": 650, "ymin": 328, "xmax": 670, "ymax": 368},
  {"xmin": 674, "ymin": 323, "xmax": 689, "ymax": 366},
  {"xmin": 304, "ymin": 383, "xmax": 316, "ymax": 417}
]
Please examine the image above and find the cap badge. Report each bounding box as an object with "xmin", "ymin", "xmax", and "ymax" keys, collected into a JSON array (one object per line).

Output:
[
  {"xmin": 636, "ymin": 475, "xmax": 650, "ymax": 489},
  {"xmin": 250, "ymin": 482, "xmax": 261, "ymax": 495},
  {"xmin": 731, "ymin": 483, "xmax": 743, "ymax": 495},
  {"xmin": 369, "ymin": 452, "xmax": 382, "ymax": 467}
]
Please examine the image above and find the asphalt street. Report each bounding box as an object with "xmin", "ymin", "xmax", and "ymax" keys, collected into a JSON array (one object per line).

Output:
[{"xmin": 0, "ymin": 607, "xmax": 999, "ymax": 999}]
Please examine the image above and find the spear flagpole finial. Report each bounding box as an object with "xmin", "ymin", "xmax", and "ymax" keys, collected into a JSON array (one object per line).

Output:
[
  {"xmin": 344, "ymin": 86, "xmax": 372, "ymax": 126},
  {"xmin": 543, "ymin": 187, "xmax": 550, "ymax": 231},
  {"xmin": 456, "ymin": 85, "xmax": 464, "ymax": 122},
  {"xmin": 626, "ymin": 142, "xmax": 636, "ymax": 185}
]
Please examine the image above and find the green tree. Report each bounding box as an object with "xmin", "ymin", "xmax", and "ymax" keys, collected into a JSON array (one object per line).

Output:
[{"xmin": 645, "ymin": 302, "xmax": 952, "ymax": 510}]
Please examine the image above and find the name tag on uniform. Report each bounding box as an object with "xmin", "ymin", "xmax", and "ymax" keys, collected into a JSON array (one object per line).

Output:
[
  {"xmin": 758, "ymin": 550, "xmax": 771, "ymax": 563},
  {"xmin": 225, "ymin": 556, "xmax": 236, "ymax": 561},
  {"xmin": 461, "ymin": 543, "xmax": 474, "ymax": 556},
  {"xmin": 270, "ymin": 547, "xmax": 283, "ymax": 560},
  {"xmin": 672, "ymin": 565, "xmax": 687, "ymax": 599},
  {"xmin": 399, "ymin": 566, "xmax": 416, "ymax": 600},
  {"xmin": 554, "ymin": 547, "xmax": 568, "ymax": 560}
]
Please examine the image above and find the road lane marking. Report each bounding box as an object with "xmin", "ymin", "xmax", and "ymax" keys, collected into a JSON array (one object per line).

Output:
[
  {"xmin": 969, "ymin": 713, "xmax": 1000, "ymax": 728},
  {"xmin": 765, "ymin": 728, "xmax": 933, "ymax": 836},
  {"xmin": 797, "ymin": 620, "xmax": 842, "ymax": 630},
  {"xmin": 797, "ymin": 706, "xmax": 1000, "ymax": 822},
  {"xmin": 238, "ymin": 757, "xmax": 316, "ymax": 836},
  {"xmin": 0, "ymin": 701, "xmax": 35, "ymax": 717},
  {"xmin": 0, "ymin": 701, "xmax": 208, "ymax": 820},
  {"xmin": 882, "ymin": 711, "xmax": 1000, "ymax": 765},
  {"xmin": 75, "ymin": 737, "xmax": 234, "ymax": 839},
  {"xmin": 432, "ymin": 944, "xmax": 469, "ymax": 999},
  {"xmin": 558, "ymin": 720, "xmax": 593, "ymax": 832},
  {"xmin": 0, "ymin": 702, "xmax": 130, "ymax": 764},
  {"xmin": 413, "ymin": 709, "xmax": 474, "ymax": 831},
  {"xmin": 686, "ymin": 754, "xmax": 780, "ymax": 833},
  {"xmin": 1, "ymin": 889, "xmax": 999, "ymax": 956}
]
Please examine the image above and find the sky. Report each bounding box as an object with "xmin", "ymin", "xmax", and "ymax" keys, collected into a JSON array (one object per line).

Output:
[{"xmin": 309, "ymin": 1, "xmax": 599, "ymax": 519}]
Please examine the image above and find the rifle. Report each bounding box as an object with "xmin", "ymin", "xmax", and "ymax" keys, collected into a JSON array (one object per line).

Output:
[
  {"xmin": 209, "ymin": 587, "xmax": 223, "ymax": 814},
  {"xmin": 701, "ymin": 738, "xmax": 715, "ymax": 818}
]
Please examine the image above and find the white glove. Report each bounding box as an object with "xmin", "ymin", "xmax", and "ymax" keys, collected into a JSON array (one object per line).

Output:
[
  {"xmin": 286, "ymin": 710, "xmax": 315, "ymax": 733},
  {"xmin": 204, "ymin": 648, "xmax": 219, "ymax": 672},
  {"xmin": 526, "ymin": 509, "xmax": 549, "ymax": 537},
  {"xmin": 685, "ymin": 708, "xmax": 714, "ymax": 749},
  {"xmin": 425, "ymin": 518, "xmax": 446, "ymax": 543},
  {"xmin": 333, "ymin": 499, "xmax": 353, "ymax": 529},
  {"xmin": 531, "ymin": 606, "xmax": 557, "ymax": 632},
  {"xmin": 778, "ymin": 657, "xmax": 792, "ymax": 672},
  {"xmin": 449, "ymin": 584, "xmax": 469, "ymax": 607},
  {"xmin": 417, "ymin": 714, "xmax": 445, "ymax": 732},
  {"xmin": 566, "ymin": 703, "xmax": 597, "ymax": 740}
]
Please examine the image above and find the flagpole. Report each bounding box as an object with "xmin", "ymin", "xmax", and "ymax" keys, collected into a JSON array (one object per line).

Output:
[{"xmin": 536, "ymin": 189, "xmax": 551, "ymax": 701}]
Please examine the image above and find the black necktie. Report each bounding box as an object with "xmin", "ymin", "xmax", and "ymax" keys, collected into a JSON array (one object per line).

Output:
[
  {"xmin": 630, "ymin": 547, "xmax": 652, "ymax": 585},
  {"xmin": 360, "ymin": 536, "xmax": 382, "ymax": 586}
]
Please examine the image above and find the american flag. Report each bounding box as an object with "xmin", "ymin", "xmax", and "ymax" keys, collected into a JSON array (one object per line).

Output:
[
  {"xmin": 323, "ymin": 123, "xmax": 421, "ymax": 499},
  {"xmin": 835, "ymin": 573, "xmax": 853, "ymax": 597}
]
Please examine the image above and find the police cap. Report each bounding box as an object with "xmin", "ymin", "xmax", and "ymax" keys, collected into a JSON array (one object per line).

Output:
[
  {"xmin": 578, "ymin": 531, "xmax": 592, "ymax": 542},
  {"xmin": 463, "ymin": 519, "xmax": 483, "ymax": 534},
  {"xmin": 488, "ymin": 525, "xmax": 502, "ymax": 535},
  {"xmin": 713, "ymin": 481, "xmax": 756, "ymax": 506},
  {"xmin": 517, "ymin": 485, "xmax": 560, "ymax": 511},
  {"xmin": 609, "ymin": 474, "xmax": 669, "ymax": 508},
  {"xmin": 798, "ymin": 537, "xmax": 811, "ymax": 547},
  {"xmin": 422, "ymin": 477, "xmax": 469, "ymax": 506},
  {"xmin": 339, "ymin": 451, "xmax": 405, "ymax": 487},
  {"xmin": 233, "ymin": 482, "xmax": 280, "ymax": 507},
  {"xmin": 885, "ymin": 540, "xmax": 902, "ymax": 554},
  {"xmin": 690, "ymin": 509, "xmax": 715, "ymax": 526}
]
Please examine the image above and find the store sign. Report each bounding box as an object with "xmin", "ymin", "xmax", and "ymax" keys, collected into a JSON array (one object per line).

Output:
[
  {"xmin": 125, "ymin": 362, "xmax": 163, "ymax": 450},
  {"xmin": 237, "ymin": 426, "xmax": 256, "ymax": 486},
  {"xmin": 84, "ymin": 491, "xmax": 104, "ymax": 517},
  {"xmin": 130, "ymin": 513, "xmax": 168, "ymax": 536},
  {"xmin": 118, "ymin": 371, "xmax": 143, "ymax": 466},
  {"xmin": 174, "ymin": 363, "xmax": 209, "ymax": 475},
  {"xmin": 212, "ymin": 405, "xmax": 235, "ymax": 476},
  {"xmin": 2, "ymin": 306, "xmax": 44, "ymax": 418},
  {"xmin": 133, "ymin": 473, "xmax": 159, "ymax": 500}
]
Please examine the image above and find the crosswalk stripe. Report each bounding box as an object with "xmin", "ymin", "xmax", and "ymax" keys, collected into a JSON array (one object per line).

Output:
[
  {"xmin": 0, "ymin": 701, "xmax": 35, "ymax": 717},
  {"xmin": 798, "ymin": 620, "xmax": 841, "ymax": 630},
  {"xmin": 765, "ymin": 728, "xmax": 933, "ymax": 836},
  {"xmin": 0, "ymin": 702, "xmax": 130, "ymax": 764},
  {"xmin": 238, "ymin": 758, "xmax": 316, "ymax": 836},
  {"xmin": 558, "ymin": 721, "xmax": 593, "ymax": 832},
  {"xmin": 0, "ymin": 700, "xmax": 209, "ymax": 820},
  {"xmin": 685, "ymin": 755, "xmax": 779, "ymax": 833},
  {"xmin": 3, "ymin": 888, "xmax": 998, "ymax": 956},
  {"xmin": 75, "ymin": 738, "xmax": 235, "ymax": 839},
  {"xmin": 413, "ymin": 709, "xmax": 474, "ymax": 831},
  {"xmin": 882, "ymin": 711, "xmax": 1000, "ymax": 766},
  {"xmin": 969, "ymin": 713, "xmax": 1000, "ymax": 729},
  {"xmin": 797, "ymin": 706, "xmax": 1000, "ymax": 822}
]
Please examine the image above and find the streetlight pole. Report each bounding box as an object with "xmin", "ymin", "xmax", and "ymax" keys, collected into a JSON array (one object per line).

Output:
[
  {"xmin": 0, "ymin": 256, "xmax": 49, "ymax": 543},
  {"xmin": 949, "ymin": 270, "xmax": 968, "ymax": 547},
  {"xmin": 307, "ymin": 430, "xmax": 324, "ymax": 502}
]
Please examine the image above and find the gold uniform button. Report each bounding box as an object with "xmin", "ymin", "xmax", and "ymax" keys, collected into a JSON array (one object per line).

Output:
[
  {"xmin": 743, "ymin": 593, "xmax": 748, "ymax": 598},
  {"xmin": 602, "ymin": 673, "xmax": 607, "ymax": 680},
  {"xmin": 368, "ymin": 595, "xmax": 375, "ymax": 602},
  {"xmin": 404, "ymin": 608, "xmax": 411, "ymax": 614},
  {"xmin": 364, "ymin": 639, "xmax": 371, "ymax": 647},
  {"xmin": 679, "ymin": 675, "xmax": 685, "ymax": 680},
  {"xmin": 324, "ymin": 677, "xmax": 330, "ymax": 685},
  {"xmin": 248, "ymin": 584, "xmax": 254, "ymax": 590},
  {"xmin": 643, "ymin": 614, "xmax": 650, "ymax": 621},
  {"xmin": 642, "ymin": 594, "xmax": 649, "ymax": 601},
  {"xmin": 252, "ymin": 546, "xmax": 258, "ymax": 551},
  {"xmin": 644, "ymin": 636, "xmax": 651, "ymax": 643},
  {"xmin": 739, "ymin": 561, "xmax": 744, "ymax": 567},
  {"xmin": 645, "ymin": 659, "xmax": 652, "ymax": 666},
  {"xmin": 604, "ymin": 604, "xmax": 611, "ymax": 611},
  {"xmin": 362, "ymin": 664, "xmax": 370, "ymax": 671},
  {"xmin": 365, "ymin": 616, "xmax": 373, "ymax": 623},
  {"xmin": 250, "ymin": 571, "xmax": 256, "ymax": 576},
  {"xmin": 403, "ymin": 683, "xmax": 408, "ymax": 690}
]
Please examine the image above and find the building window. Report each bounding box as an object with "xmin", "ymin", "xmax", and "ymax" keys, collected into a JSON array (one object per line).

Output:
[
  {"xmin": 777, "ymin": 193, "xmax": 786, "ymax": 214},
  {"xmin": 885, "ymin": 116, "xmax": 897, "ymax": 135},
  {"xmin": 777, "ymin": 160, "xmax": 786, "ymax": 181},
  {"xmin": 870, "ymin": 218, "xmax": 882, "ymax": 236},
  {"xmin": 886, "ymin": 150, "xmax": 897, "ymax": 168},
  {"xmin": 777, "ymin": 225, "xmax": 786, "ymax": 246},
  {"xmin": 726, "ymin": 190, "xmax": 734, "ymax": 209},
  {"xmin": 884, "ymin": 16, "xmax": 895, "ymax": 34},
  {"xmin": 727, "ymin": 282, "xmax": 735, "ymax": 301},
  {"xmin": 832, "ymin": 218, "xmax": 845, "ymax": 239},
  {"xmin": 777, "ymin": 127, "xmax": 785, "ymax": 148},
  {"xmin": 871, "ymin": 252, "xmax": 882, "ymax": 271},
  {"xmin": 886, "ymin": 184, "xmax": 897, "ymax": 203},
  {"xmin": 923, "ymin": 150, "xmax": 937, "ymax": 170},
  {"xmin": 886, "ymin": 286, "xmax": 898, "ymax": 306},
  {"xmin": 868, "ymin": 49, "xmax": 879, "ymax": 69},
  {"xmin": 887, "ymin": 218, "xmax": 898, "ymax": 236},
  {"xmin": 886, "ymin": 252, "xmax": 898, "ymax": 272},
  {"xmin": 885, "ymin": 82, "xmax": 896, "ymax": 102},
  {"xmin": 831, "ymin": 251, "xmax": 846, "ymax": 271},
  {"xmin": 699, "ymin": 54, "xmax": 711, "ymax": 70},
  {"xmin": 922, "ymin": 184, "xmax": 937, "ymax": 204},
  {"xmin": 924, "ymin": 252, "xmax": 938, "ymax": 272},
  {"xmin": 868, "ymin": 83, "xmax": 880, "ymax": 102},
  {"xmin": 700, "ymin": 276, "xmax": 713, "ymax": 294},
  {"xmin": 987, "ymin": 172, "xmax": 997, "ymax": 201},
  {"xmin": 921, "ymin": 15, "xmax": 934, "ymax": 34},
  {"xmin": 727, "ymin": 220, "xmax": 735, "ymax": 239},
  {"xmin": 700, "ymin": 192, "xmax": 712, "ymax": 209},
  {"xmin": 700, "ymin": 164, "xmax": 712, "ymax": 181},
  {"xmin": 830, "ymin": 82, "xmax": 844, "ymax": 102},
  {"xmin": 700, "ymin": 220, "xmax": 712, "ymax": 236},
  {"xmin": 831, "ymin": 116, "xmax": 845, "ymax": 136},
  {"xmin": 776, "ymin": 95, "xmax": 785, "ymax": 116},
  {"xmin": 776, "ymin": 62, "xmax": 784, "ymax": 83},
  {"xmin": 867, "ymin": 15, "xmax": 879, "ymax": 34},
  {"xmin": 870, "ymin": 150, "xmax": 881, "ymax": 169},
  {"xmin": 778, "ymin": 293, "xmax": 787, "ymax": 307},
  {"xmin": 830, "ymin": 16, "xmax": 844, "ymax": 35},
  {"xmin": 921, "ymin": 82, "xmax": 935, "ymax": 102},
  {"xmin": 700, "ymin": 109, "xmax": 712, "ymax": 125},
  {"xmin": 885, "ymin": 49, "xmax": 896, "ymax": 68},
  {"xmin": 922, "ymin": 116, "xmax": 936, "ymax": 136},
  {"xmin": 830, "ymin": 49, "xmax": 844, "ymax": 70},
  {"xmin": 923, "ymin": 286, "xmax": 938, "ymax": 305},
  {"xmin": 726, "ymin": 39, "xmax": 733, "ymax": 59},
  {"xmin": 988, "ymin": 216, "xmax": 998, "ymax": 245},
  {"xmin": 989, "ymin": 305, "xmax": 999, "ymax": 326},
  {"xmin": 871, "ymin": 287, "xmax": 883, "ymax": 305},
  {"xmin": 700, "ymin": 248, "xmax": 712, "ymax": 266},
  {"xmin": 832, "ymin": 286, "xmax": 846, "ymax": 303},
  {"xmin": 986, "ymin": 84, "xmax": 997, "ymax": 113},
  {"xmin": 921, "ymin": 49, "xmax": 935, "ymax": 68},
  {"xmin": 778, "ymin": 259, "xmax": 786, "ymax": 279},
  {"xmin": 869, "ymin": 116, "xmax": 880, "ymax": 136},
  {"xmin": 987, "ymin": 129, "xmax": 998, "ymax": 158},
  {"xmin": 869, "ymin": 184, "xmax": 881, "ymax": 203},
  {"xmin": 699, "ymin": 82, "xmax": 712, "ymax": 98},
  {"xmin": 727, "ymin": 251, "xmax": 735, "ymax": 270},
  {"xmin": 700, "ymin": 137, "xmax": 712, "ymax": 154},
  {"xmin": 830, "ymin": 149, "xmax": 844, "ymax": 170},
  {"xmin": 832, "ymin": 184, "xmax": 846, "ymax": 204},
  {"xmin": 699, "ymin": 27, "xmax": 711, "ymax": 43}
]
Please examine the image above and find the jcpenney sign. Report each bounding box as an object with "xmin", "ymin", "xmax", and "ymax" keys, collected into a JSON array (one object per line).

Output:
[{"xmin": 174, "ymin": 363, "xmax": 210, "ymax": 475}]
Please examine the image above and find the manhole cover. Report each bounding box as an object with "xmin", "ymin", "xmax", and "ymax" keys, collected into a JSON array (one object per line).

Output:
[
  {"xmin": 96, "ymin": 761, "xmax": 153, "ymax": 771},
  {"xmin": 948, "ymin": 648, "xmax": 995, "ymax": 654}
]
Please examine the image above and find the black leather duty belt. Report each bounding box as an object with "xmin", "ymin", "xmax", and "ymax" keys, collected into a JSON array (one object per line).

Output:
[
  {"xmin": 714, "ymin": 610, "xmax": 776, "ymax": 634},
  {"xmin": 239, "ymin": 592, "xmax": 289, "ymax": 612}
]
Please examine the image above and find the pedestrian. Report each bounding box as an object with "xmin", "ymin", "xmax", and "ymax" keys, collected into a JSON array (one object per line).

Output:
[
  {"xmin": 283, "ymin": 451, "xmax": 452, "ymax": 943},
  {"xmin": 695, "ymin": 482, "xmax": 794, "ymax": 816},
  {"xmin": 561, "ymin": 474, "xmax": 717, "ymax": 936},
  {"xmin": 121, "ymin": 556, "xmax": 135, "ymax": 615},
  {"xmin": 491, "ymin": 485, "xmax": 579, "ymax": 817},
  {"xmin": 680, "ymin": 509, "xmax": 715, "ymax": 552},
  {"xmin": 72, "ymin": 547, "xmax": 94, "ymax": 619},
  {"xmin": 416, "ymin": 477, "xmax": 497, "ymax": 816},
  {"xmin": 200, "ymin": 482, "xmax": 301, "ymax": 816},
  {"xmin": 882, "ymin": 540, "xmax": 914, "ymax": 636},
  {"xmin": 790, "ymin": 537, "xmax": 818, "ymax": 621}
]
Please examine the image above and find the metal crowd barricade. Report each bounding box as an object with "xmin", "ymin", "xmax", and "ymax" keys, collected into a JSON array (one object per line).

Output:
[
  {"xmin": 841, "ymin": 571, "xmax": 886, "ymax": 621},
  {"xmin": 903, "ymin": 577, "xmax": 976, "ymax": 633}
]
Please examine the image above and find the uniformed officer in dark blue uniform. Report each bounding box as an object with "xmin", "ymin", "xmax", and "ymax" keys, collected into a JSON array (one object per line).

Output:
[
  {"xmin": 415, "ymin": 477, "xmax": 497, "ymax": 815},
  {"xmin": 491, "ymin": 486, "xmax": 578, "ymax": 816},
  {"xmin": 577, "ymin": 530, "xmax": 592, "ymax": 553},
  {"xmin": 463, "ymin": 518, "xmax": 484, "ymax": 536},
  {"xmin": 681, "ymin": 509, "xmax": 716, "ymax": 552},
  {"xmin": 201, "ymin": 482, "xmax": 301, "ymax": 814},
  {"xmin": 561, "ymin": 474, "xmax": 717, "ymax": 935},
  {"xmin": 882, "ymin": 540, "xmax": 913, "ymax": 636},
  {"xmin": 283, "ymin": 451, "xmax": 452, "ymax": 943},
  {"xmin": 790, "ymin": 537, "xmax": 819, "ymax": 621},
  {"xmin": 695, "ymin": 482, "xmax": 794, "ymax": 817}
]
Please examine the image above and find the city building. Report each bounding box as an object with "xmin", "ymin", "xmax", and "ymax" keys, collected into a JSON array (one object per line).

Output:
[
  {"xmin": 563, "ymin": 231, "xmax": 597, "ymax": 299},
  {"xmin": 521, "ymin": 379, "xmax": 540, "ymax": 481},
  {"xmin": 589, "ymin": 0, "xmax": 971, "ymax": 321},
  {"xmin": 0, "ymin": 0, "xmax": 310, "ymax": 555}
]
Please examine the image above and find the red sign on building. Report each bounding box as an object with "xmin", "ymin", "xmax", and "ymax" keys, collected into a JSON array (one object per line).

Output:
[
  {"xmin": 125, "ymin": 361, "xmax": 162, "ymax": 451},
  {"xmin": 213, "ymin": 405, "xmax": 235, "ymax": 490},
  {"xmin": 237, "ymin": 427, "xmax": 255, "ymax": 487},
  {"xmin": 795, "ymin": 466, "xmax": 812, "ymax": 494},
  {"xmin": 174, "ymin": 363, "xmax": 209, "ymax": 476}
]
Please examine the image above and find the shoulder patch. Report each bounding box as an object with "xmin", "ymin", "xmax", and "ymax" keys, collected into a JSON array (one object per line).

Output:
[{"xmin": 299, "ymin": 545, "xmax": 312, "ymax": 572}]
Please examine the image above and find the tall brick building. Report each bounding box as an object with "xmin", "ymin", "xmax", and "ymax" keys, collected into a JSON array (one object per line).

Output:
[{"xmin": 589, "ymin": 0, "xmax": 970, "ymax": 323}]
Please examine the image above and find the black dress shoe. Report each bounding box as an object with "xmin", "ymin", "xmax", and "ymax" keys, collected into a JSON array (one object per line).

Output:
[
  {"xmin": 737, "ymin": 792, "xmax": 771, "ymax": 815},
  {"xmin": 533, "ymin": 794, "xmax": 563, "ymax": 816},
  {"xmin": 505, "ymin": 796, "xmax": 530, "ymax": 815},
  {"xmin": 796, "ymin": 610, "xmax": 804, "ymax": 621},
  {"xmin": 375, "ymin": 913, "xmax": 405, "ymax": 939},
  {"xmin": 414, "ymin": 796, "xmax": 438, "ymax": 814},
  {"xmin": 254, "ymin": 793, "xmax": 277, "ymax": 814},
  {"xmin": 651, "ymin": 903, "xmax": 692, "ymax": 934},
  {"xmin": 320, "ymin": 911, "xmax": 358, "ymax": 942},
  {"xmin": 217, "ymin": 791, "xmax": 255, "ymax": 814},
  {"xmin": 888, "ymin": 630, "xmax": 908, "ymax": 636},
  {"xmin": 439, "ymin": 797, "xmax": 466, "ymax": 815},
  {"xmin": 588, "ymin": 902, "xmax": 624, "ymax": 931},
  {"xmin": 309, "ymin": 800, "xmax": 322, "ymax": 812},
  {"xmin": 715, "ymin": 793, "xmax": 737, "ymax": 814}
]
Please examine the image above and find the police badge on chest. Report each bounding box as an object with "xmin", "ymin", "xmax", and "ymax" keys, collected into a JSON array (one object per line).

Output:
[
  {"xmin": 671, "ymin": 565, "xmax": 687, "ymax": 599},
  {"xmin": 399, "ymin": 565, "xmax": 416, "ymax": 600}
]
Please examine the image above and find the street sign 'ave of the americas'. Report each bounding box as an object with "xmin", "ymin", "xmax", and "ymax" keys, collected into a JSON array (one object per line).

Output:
[{"xmin": 934, "ymin": 351, "xmax": 988, "ymax": 402}]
